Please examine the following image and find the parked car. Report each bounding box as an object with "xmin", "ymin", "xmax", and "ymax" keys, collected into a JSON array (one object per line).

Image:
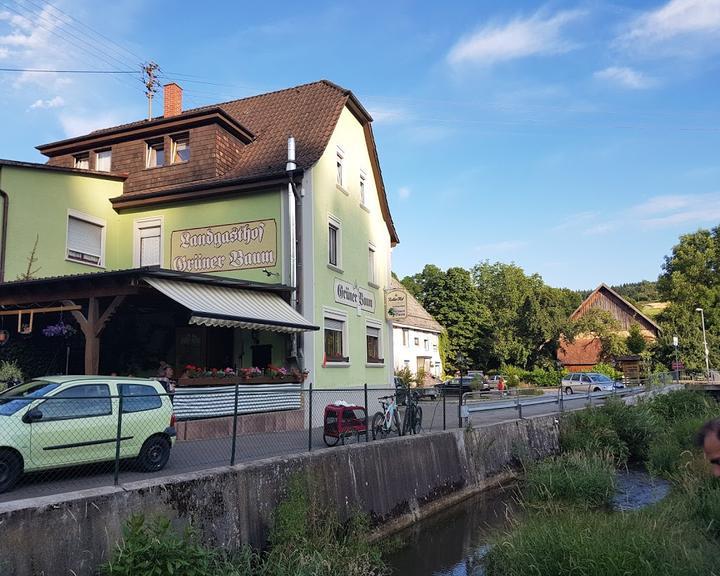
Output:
[
  {"xmin": 394, "ymin": 377, "xmax": 439, "ymax": 404},
  {"xmin": 0, "ymin": 376, "xmax": 176, "ymax": 493},
  {"xmin": 561, "ymin": 372, "xmax": 622, "ymax": 394},
  {"xmin": 434, "ymin": 376, "xmax": 474, "ymax": 397}
]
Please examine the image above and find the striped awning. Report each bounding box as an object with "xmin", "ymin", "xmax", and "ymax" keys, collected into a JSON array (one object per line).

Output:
[{"xmin": 144, "ymin": 277, "xmax": 318, "ymax": 333}]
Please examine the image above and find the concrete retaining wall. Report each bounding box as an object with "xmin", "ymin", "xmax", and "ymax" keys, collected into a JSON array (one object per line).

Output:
[{"xmin": 0, "ymin": 415, "xmax": 559, "ymax": 576}]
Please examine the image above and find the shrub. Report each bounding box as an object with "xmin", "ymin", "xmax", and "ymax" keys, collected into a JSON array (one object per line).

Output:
[
  {"xmin": 524, "ymin": 451, "xmax": 615, "ymax": 510},
  {"xmin": 526, "ymin": 368, "xmax": 566, "ymax": 388},
  {"xmin": 646, "ymin": 389, "xmax": 719, "ymax": 425},
  {"xmin": 593, "ymin": 362, "xmax": 621, "ymax": 381},
  {"xmin": 501, "ymin": 365, "xmax": 527, "ymax": 388},
  {"xmin": 0, "ymin": 360, "xmax": 23, "ymax": 389},
  {"xmin": 265, "ymin": 476, "xmax": 388, "ymax": 576},
  {"xmin": 601, "ymin": 397, "xmax": 656, "ymax": 463},
  {"xmin": 394, "ymin": 366, "xmax": 413, "ymax": 388},
  {"xmin": 560, "ymin": 398, "xmax": 656, "ymax": 465},
  {"xmin": 102, "ymin": 515, "xmax": 255, "ymax": 576},
  {"xmin": 560, "ymin": 407, "xmax": 629, "ymax": 465}
]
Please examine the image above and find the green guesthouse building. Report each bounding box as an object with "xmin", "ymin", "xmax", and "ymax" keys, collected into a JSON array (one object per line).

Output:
[{"xmin": 0, "ymin": 80, "xmax": 399, "ymax": 397}]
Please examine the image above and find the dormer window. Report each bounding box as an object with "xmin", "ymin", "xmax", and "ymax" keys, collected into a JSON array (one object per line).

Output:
[
  {"xmin": 171, "ymin": 133, "xmax": 190, "ymax": 164},
  {"xmin": 95, "ymin": 149, "xmax": 111, "ymax": 172},
  {"xmin": 74, "ymin": 153, "xmax": 89, "ymax": 170},
  {"xmin": 146, "ymin": 139, "xmax": 165, "ymax": 168}
]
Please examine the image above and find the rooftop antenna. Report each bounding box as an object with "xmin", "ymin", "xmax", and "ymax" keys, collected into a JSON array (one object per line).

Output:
[{"xmin": 142, "ymin": 61, "xmax": 160, "ymax": 120}]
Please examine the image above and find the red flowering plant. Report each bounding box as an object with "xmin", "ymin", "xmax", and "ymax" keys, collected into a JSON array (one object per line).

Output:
[
  {"xmin": 183, "ymin": 365, "xmax": 236, "ymax": 378},
  {"xmin": 239, "ymin": 367, "xmax": 263, "ymax": 379}
]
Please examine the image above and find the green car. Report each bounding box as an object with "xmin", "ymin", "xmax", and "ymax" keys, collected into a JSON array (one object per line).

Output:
[{"xmin": 0, "ymin": 376, "xmax": 176, "ymax": 493}]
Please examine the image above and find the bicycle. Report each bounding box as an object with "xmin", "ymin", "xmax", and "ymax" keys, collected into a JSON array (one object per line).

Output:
[
  {"xmin": 402, "ymin": 390, "xmax": 423, "ymax": 435},
  {"xmin": 371, "ymin": 395, "xmax": 401, "ymax": 440}
]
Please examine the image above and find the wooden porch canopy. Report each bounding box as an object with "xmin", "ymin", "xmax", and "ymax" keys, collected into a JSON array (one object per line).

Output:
[{"xmin": 0, "ymin": 268, "xmax": 306, "ymax": 375}]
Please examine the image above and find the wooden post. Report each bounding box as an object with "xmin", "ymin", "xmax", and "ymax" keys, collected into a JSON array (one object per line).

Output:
[{"xmin": 63, "ymin": 295, "xmax": 125, "ymax": 375}]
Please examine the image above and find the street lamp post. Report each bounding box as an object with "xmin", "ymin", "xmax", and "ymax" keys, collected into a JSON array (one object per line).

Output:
[
  {"xmin": 695, "ymin": 308, "xmax": 710, "ymax": 381},
  {"xmin": 672, "ymin": 335, "xmax": 679, "ymax": 385}
]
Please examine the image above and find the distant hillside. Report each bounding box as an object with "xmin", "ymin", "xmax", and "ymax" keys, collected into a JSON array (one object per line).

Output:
[
  {"xmin": 576, "ymin": 280, "xmax": 660, "ymax": 308},
  {"xmin": 611, "ymin": 280, "xmax": 660, "ymax": 304}
]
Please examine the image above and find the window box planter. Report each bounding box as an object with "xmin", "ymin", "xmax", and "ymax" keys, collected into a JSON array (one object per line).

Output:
[{"xmin": 177, "ymin": 374, "xmax": 306, "ymax": 387}]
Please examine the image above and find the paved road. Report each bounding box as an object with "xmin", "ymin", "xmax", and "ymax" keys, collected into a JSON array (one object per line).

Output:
[{"xmin": 0, "ymin": 392, "xmax": 600, "ymax": 504}]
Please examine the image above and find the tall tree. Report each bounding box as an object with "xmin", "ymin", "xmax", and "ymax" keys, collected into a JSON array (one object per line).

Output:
[
  {"xmin": 472, "ymin": 262, "xmax": 580, "ymax": 369},
  {"xmin": 656, "ymin": 227, "xmax": 720, "ymax": 372},
  {"xmin": 402, "ymin": 265, "xmax": 490, "ymax": 372}
]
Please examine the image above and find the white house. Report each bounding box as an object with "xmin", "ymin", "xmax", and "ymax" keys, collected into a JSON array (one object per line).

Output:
[{"xmin": 390, "ymin": 277, "xmax": 444, "ymax": 379}]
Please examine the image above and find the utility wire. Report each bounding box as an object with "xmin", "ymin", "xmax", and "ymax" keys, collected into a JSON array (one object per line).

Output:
[
  {"xmin": 20, "ymin": 0, "xmax": 145, "ymax": 64},
  {"xmin": 0, "ymin": 67, "xmax": 137, "ymax": 73}
]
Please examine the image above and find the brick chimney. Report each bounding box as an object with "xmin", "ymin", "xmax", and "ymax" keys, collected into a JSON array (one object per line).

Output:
[{"xmin": 163, "ymin": 83, "xmax": 182, "ymax": 117}]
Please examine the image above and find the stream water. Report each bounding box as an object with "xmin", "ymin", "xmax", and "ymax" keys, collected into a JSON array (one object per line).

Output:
[{"xmin": 385, "ymin": 470, "xmax": 671, "ymax": 576}]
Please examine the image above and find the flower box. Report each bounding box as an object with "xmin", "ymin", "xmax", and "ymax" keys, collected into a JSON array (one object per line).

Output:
[{"xmin": 177, "ymin": 374, "xmax": 305, "ymax": 387}]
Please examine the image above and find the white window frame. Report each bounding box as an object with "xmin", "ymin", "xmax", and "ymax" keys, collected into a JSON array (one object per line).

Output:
[
  {"xmin": 368, "ymin": 242, "xmax": 377, "ymax": 287},
  {"xmin": 327, "ymin": 213, "xmax": 342, "ymax": 271},
  {"xmin": 170, "ymin": 133, "xmax": 190, "ymax": 164},
  {"xmin": 402, "ymin": 328, "xmax": 409, "ymax": 346},
  {"xmin": 366, "ymin": 319, "xmax": 384, "ymax": 366},
  {"xmin": 359, "ymin": 170, "xmax": 367, "ymax": 208},
  {"xmin": 74, "ymin": 153, "xmax": 89, "ymax": 170},
  {"xmin": 335, "ymin": 146, "xmax": 346, "ymax": 193},
  {"xmin": 95, "ymin": 149, "xmax": 111, "ymax": 172},
  {"xmin": 323, "ymin": 307, "xmax": 349, "ymax": 366},
  {"xmin": 66, "ymin": 208, "xmax": 106, "ymax": 268},
  {"xmin": 146, "ymin": 139, "xmax": 165, "ymax": 168},
  {"xmin": 133, "ymin": 216, "xmax": 164, "ymax": 267}
]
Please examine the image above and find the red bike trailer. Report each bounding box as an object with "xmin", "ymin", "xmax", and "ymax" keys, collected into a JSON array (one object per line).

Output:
[{"xmin": 323, "ymin": 403, "xmax": 368, "ymax": 446}]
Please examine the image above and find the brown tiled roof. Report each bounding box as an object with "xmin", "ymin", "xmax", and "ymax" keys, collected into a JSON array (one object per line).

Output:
[
  {"xmin": 557, "ymin": 336, "xmax": 602, "ymax": 367},
  {"xmin": 390, "ymin": 277, "xmax": 444, "ymax": 333},
  {"xmin": 36, "ymin": 80, "xmax": 399, "ymax": 244},
  {"xmin": 0, "ymin": 158, "xmax": 126, "ymax": 180}
]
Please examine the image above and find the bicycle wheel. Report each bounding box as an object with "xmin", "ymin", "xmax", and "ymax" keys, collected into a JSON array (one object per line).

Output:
[
  {"xmin": 391, "ymin": 410, "xmax": 402, "ymax": 436},
  {"xmin": 371, "ymin": 412, "xmax": 386, "ymax": 440},
  {"xmin": 413, "ymin": 406, "xmax": 423, "ymax": 434},
  {"xmin": 323, "ymin": 433, "xmax": 340, "ymax": 447}
]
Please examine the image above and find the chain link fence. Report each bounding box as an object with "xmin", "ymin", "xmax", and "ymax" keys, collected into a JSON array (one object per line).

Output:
[{"xmin": 0, "ymin": 373, "xmax": 686, "ymax": 502}]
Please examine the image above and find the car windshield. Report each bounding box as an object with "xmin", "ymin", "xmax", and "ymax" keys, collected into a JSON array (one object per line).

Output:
[
  {"xmin": 0, "ymin": 380, "xmax": 59, "ymax": 416},
  {"xmin": 592, "ymin": 374, "xmax": 613, "ymax": 383}
]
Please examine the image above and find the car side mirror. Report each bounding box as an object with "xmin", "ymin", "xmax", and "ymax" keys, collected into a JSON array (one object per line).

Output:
[{"xmin": 22, "ymin": 408, "xmax": 43, "ymax": 424}]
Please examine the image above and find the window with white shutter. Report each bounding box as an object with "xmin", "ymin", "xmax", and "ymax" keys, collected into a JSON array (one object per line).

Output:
[
  {"xmin": 67, "ymin": 212, "xmax": 105, "ymax": 266},
  {"xmin": 133, "ymin": 217, "xmax": 163, "ymax": 267}
]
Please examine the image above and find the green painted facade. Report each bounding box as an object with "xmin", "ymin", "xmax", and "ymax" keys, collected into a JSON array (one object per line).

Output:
[
  {"xmin": 0, "ymin": 102, "xmax": 395, "ymax": 388},
  {"xmin": 0, "ymin": 166, "xmax": 123, "ymax": 281},
  {"xmin": 308, "ymin": 107, "xmax": 394, "ymax": 388}
]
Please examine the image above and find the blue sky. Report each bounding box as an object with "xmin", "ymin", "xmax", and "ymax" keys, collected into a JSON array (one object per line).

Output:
[{"xmin": 1, "ymin": 0, "xmax": 718, "ymax": 290}]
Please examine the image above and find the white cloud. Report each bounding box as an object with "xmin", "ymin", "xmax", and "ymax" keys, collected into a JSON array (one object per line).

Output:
[
  {"xmin": 632, "ymin": 192, "xmax": 720, "ymax": 228},
  {"xmin": 367, "ymin": 105, "xmax": 408, "ymax": 124},
  {"xmin": 29, "ymin": 96, "xmax": 65, "ymax": 109},
  {"xmin": 447, "ymin": 9, "xmax": 584, "ymax": 66},
  {"xmin": 397, "ymin": 186, "xmax": 411, "ymax": 200},
  {"xmin": 59, "ymin": 112, "xmax": 125, "ymax": 138},
  {"xmin": 619, "ymin": 0, "xmax": 720, "ymax": 55},
  {"xmin": 594, "ymin": 66, "xmax": 655, "ymax": 89}
]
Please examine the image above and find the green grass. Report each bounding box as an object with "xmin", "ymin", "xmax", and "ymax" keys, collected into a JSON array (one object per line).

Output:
[
  {"xmin": 524, "ymin": 451, "xmax": 615, "ymax": 510},
  {"xmin": 103, "ymin": 476, "xmax": 388, "ymax": 576},
  {"xmin": 486, "ymin": 507, "xmax": 720, "ymax": 576},
  {"xmin": 486, "ymin": 390, "xmax": 720, "ymax": 576}
]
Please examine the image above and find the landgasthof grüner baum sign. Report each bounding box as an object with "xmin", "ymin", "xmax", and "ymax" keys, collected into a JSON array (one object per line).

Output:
[
  {"xmin": 334, "ymin": 279, "xmax": 376, "ymax": 313},
  {"xmin": 384, "ymin": 288, "xmax": 407, "ymax": 320},
  {"xmin": 170, "ymin": 220, "xmax": 277, "ymax": 273}
]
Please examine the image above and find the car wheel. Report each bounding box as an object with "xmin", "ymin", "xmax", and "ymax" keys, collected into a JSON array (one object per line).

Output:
[
  {"xmin": 0, "ymin": 450, "xmax": 22, "ymax": 493},
  {"xmin": 565, "ymin": 387, "xmax": 573, "ymax": 395},
  {"xmin": 593, "ymin": 387, "xmax": 601, "ymax": 392},
  {"xmin": 137, "ymin": 435, "xmax": 171, "ymax": 472}
]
